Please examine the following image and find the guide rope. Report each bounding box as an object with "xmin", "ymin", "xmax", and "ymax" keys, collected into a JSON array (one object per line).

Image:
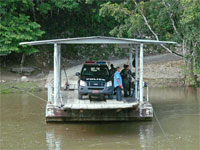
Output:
[
  {"xmin": 25, "ymin": 90, "xmax": 47, "ymax": 102},
  {"xmin": 62, "ymin": 57, "xmax": 69, "ymax": 85},
  {"xmin": 62, "ymin": 63, "xmax": 69, "ymax": 84},
  {"xmin": 153, "ymin": 109, "xmax": 176, "ymax": 150},
  {"xmin": 11, "ymin": 87, "xmax": 47, "ymax": 102}
]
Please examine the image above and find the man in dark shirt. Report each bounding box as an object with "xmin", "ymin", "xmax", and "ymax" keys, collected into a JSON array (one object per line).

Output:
[
  {"xmin": 121, "ymin": 65, "xmax": 135, "ymax": 97},
  {"xmin": 110, "ymin": 64, "xmax": 116, "ymax": 76}
]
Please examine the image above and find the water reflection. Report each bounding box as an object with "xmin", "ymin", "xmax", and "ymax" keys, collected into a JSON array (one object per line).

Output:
[
  {"xmin": 0, "ymin": 88, "xmax": 199, "ymax": 150},
  {"xmin": 44, "ymin": 122, "xmax": 156, "ymax": 150},
  {"xmin": 139, "ymin": 124, "xmax": 154, "ymax": 150},
  {"xmin": 46, "ymin": 129, "xmax": 61, "ymax": 150}
]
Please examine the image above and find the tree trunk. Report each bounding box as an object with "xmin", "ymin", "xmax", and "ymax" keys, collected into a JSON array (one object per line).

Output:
[
  {"xmin": 184, "ymin": 42, "xmax": 198, "ymax": 87},
  {"xmin": 185, "ymin": 58, "xmax": 194, "ymax": 86},
  {"xmin": 3, "ymin": 55, "xmax": 6, "ymax": 67},
  {"xmin": 20, "ymin": 53, "xmax": 25, "ymax": 73}
]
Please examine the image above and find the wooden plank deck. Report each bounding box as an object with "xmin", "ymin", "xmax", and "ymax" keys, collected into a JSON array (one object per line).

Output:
[{"xmin": 60, "ymin": 90, "xmax": 138, "ymax": 110}]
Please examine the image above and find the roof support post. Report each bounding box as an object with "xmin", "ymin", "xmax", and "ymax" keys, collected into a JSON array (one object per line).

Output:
[
  {"xmin": 129, "ymin": 44, "xmax": 133, "ymax": 71},
  {"xmin": 54, "ymin": 43, "xmax": 61, "ymax": 105},
  {"xmin": 135, "ymin": 45, "xmax": 139, "ymax": 100},
  {"xmin": 58, "ymin": 44, "xmax": 61, "ymax": 89},
  {"xmin": 139, "ymin": 43, "xmax": 144, "ymax": 103}
]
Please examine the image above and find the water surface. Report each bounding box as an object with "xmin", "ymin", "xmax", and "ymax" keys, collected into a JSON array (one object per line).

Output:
[{"xmin": 0, "ymin": 88, "xmax": 199, "ymax": 150}]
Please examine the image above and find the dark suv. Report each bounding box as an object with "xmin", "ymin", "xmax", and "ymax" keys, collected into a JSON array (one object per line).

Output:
[{"xmin": 76, "ymin": 61, "xmax": 113, "ymax": 99}]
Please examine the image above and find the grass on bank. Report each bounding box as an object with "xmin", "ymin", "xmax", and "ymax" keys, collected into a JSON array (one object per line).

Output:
[{"xmin": 0, "ymin": 81, "xmax": 41, "ymax": 94}]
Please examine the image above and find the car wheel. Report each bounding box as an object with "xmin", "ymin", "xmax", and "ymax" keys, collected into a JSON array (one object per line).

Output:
[{"xmin": 108, "ymin": 95, "xmax": 113, "ymax": 100}]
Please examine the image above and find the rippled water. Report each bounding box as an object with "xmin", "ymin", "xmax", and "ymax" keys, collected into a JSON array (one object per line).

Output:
[{"xmin": 0, "ymin": 88, "xmax": 199, "ymax": 150}]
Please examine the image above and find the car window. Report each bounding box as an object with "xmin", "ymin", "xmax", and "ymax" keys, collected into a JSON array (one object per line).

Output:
[{"xmin": 81, "ymin": 65, "xmax": 109, "ymax": 77}]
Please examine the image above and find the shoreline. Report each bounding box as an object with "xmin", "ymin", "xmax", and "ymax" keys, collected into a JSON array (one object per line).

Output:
[{"xmin": 0, "ymin": 54, "xmax": 193, "ymax": 94}]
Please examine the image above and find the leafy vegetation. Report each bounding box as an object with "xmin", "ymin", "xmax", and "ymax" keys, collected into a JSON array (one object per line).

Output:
[
  {"xmin": 100, "ymin": 0, "xmax": 200, "ymax": 86},
  {"xmin": 0, "ymin": 0, "xmax": 199, "ymax": 86},
  {"xmin": 0, "ymin": 0, "xmax": 45, "ymax": 55},
  {"xmin": 0, "ymin": 82, "xmax": 41, "ymax": 94}
]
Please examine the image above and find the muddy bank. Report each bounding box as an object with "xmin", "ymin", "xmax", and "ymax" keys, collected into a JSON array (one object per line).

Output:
[
  {"xmin": 143, "ymin": 60, "xmax": 185, "ymax": 87},
  {"xmin": 0, "ymin": 68, "xmax": 47, "ymax": 94},
  {"xmin": 45, "ymin": 54, "xmax": 185, "ymax": 88},
  {"xmin": 0, "ymin": 54, "xmax": 187, "ymax": 94}
]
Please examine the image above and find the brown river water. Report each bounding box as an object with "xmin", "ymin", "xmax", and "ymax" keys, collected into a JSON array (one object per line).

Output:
[{"xmin": 0, "ymin": 87, "xmax": 199, "ymax": 150}]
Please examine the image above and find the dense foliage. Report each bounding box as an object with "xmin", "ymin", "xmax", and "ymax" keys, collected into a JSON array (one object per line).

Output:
[
  {"xmin": 0, "ymin": 0, "xmax": 117, "ymax": 56},
  {"xmin": 100, "ymin": 0, "xmax": 200, "ymax": 86},
  {"xmin": 0, "ymin": 0, "xmax": 45, "ymax": 55},
  {"xmin": 0, "ymin": 0, "xmax": 199, "ymax": 86}
]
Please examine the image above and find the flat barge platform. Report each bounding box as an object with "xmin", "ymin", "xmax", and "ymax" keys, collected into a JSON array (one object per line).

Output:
[{"xmin": 20, "ymin": 36, "xmax": 176, "ymax": 122}]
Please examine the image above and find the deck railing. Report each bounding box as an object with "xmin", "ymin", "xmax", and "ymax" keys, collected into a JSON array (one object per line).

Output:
[
  {"xmin": 48, "ymin": 79, "xmax": 64, "ymax": 105},
  {"xmin": 48, "ymin": 80, "xmax": 54, "ymax": 104},
  {"xmin": 143, "ymin": 82, "xmax": 149, "ymax": 102}
]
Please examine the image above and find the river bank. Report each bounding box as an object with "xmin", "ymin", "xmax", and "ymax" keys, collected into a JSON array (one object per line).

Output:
[
  {"xmin": 0, "ymin": 68, "xmax": 47, "ymax": 94},
  {"xmin": 0, "ymin": 53, "xmax": 195, "ymax": 94},
  {"xmin": 46, "ymin": 53, "xmax": 186, "ymax": 89}
]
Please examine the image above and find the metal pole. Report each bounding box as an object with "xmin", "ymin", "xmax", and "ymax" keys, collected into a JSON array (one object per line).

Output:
[
  {"xmin": 58, "ymin": 44, "xmax": 61, "ymax": 104},
  {"xmin": 146, "ymin": 86, "xmax": 149, "ymax": 102},
  {"xmin": 58, "ymin": 44, "xmax": 61, "ymax": 89},
  {"xmin": 129, "ymin": 44, "xmax": 133, "ymax": 71},
  {"xmin": 135, "ymin": 45, "xmax": 139, "ymax": 100},
  {"xmin": 48, "ymin": 83, "xmax": 52, "ymax": 103},
  {"xmin": 54, "ymin": 43, "xmax": 59, "ymax": 105},
  {"xmin": 139, "ymin": 43, "xmax": 144, "ymax": 103}
]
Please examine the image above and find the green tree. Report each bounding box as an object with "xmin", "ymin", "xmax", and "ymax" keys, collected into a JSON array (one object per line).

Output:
[
  {"xmin": 100, "ymin": 0, "xmax": 200, "ymax": 87},
  {"xmin": 0, "ymin": 0, "xmax": 117, "ymax": 62},
  {"xmin": 179, "ymin": 0, "xmax": 200, "ymax": 86},
  {"xmin": 31, "ymin": 0, "xmax": 117, "ymax": 60},
  {"xmin": 0, "ymin": 0, "xmax": 45, "ymax": 55}
]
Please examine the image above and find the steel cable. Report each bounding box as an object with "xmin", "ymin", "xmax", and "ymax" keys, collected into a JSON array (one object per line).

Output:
[
  {"xmin": 153, "ymin": 109, "xmax": 176, "ymax": 150},
  {"xmin": 11, "ymin": 87, "xmax": 47, "ymax": 102}
]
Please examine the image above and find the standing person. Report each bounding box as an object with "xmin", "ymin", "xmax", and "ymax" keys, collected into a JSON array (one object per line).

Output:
[
  {"xmin": 120, "ymin": 64, "xmax": 127, "ymax": 79},
  {"xmin": 132, "ymin": 58, "xmax": 136, "ymax": 68},
  {"xmin": 114, "ymin": 67, "xmax": 123, "ymax": 101},
  {"xmin": 126, "ymin": 65, "xmax": 135, "ymax": 96},
  {"xmin": 122, "ymin": 65, "xmax": 135, "ymax": 97},
  {"xmin": 121, "ymin": 65, "xmax": 129, "ymax": 97},
  {"xmin": 110, "ymin": 64, "xmax": 116, "ymax": 95},
  {"xmin": 121, "ymin": 64, "xmax": 127, "ymax": 97},
  {"xmin": 110, "ymin": 64, "xmax": 116, "ymax": 76}
]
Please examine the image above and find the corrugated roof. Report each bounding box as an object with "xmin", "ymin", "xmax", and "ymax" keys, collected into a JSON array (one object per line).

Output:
[{"xmin": 19, "ymin": 36, "xmax": 176, "ymax": 45}]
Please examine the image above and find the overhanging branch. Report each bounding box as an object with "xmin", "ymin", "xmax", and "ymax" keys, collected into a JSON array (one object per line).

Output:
[
  {"xmin": 162, "ymin": 0, "xmax": 179, "ymax": 35},
  {"xmin": 133, "ymin": 0, "xmax": 183, "ymax": 57}
]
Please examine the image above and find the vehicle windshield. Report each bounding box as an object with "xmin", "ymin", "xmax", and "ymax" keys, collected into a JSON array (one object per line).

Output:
[{"xmin": 81, "ymin": 65, "xmax": 110, "ymax": 77}]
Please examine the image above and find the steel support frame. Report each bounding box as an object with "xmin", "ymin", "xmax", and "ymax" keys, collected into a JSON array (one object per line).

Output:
[
  {"xmin": 129, "ymin": 44, "xmax": 133, "ymax": 71},
  {"xmin": 139, "ymin": 43, "xmax": 144, "ymax": 104},
  {"xmin": 54, "ymin": 43, "xmax": 61, "ymax": 105},
  {"xmin": 135, "ymin": 45, "xmax": 139, "ymax": 100},
  {"xmin": 53, "ymin": 42, "xmax": 144, "ymax": 105}
]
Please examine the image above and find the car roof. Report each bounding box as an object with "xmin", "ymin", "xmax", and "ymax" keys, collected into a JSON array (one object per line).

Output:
[{"xmin": 83, "ymin": 64, "xmax": 108, "ymax": 66}]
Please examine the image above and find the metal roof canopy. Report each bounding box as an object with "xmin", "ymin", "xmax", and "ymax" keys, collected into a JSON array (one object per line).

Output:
[
  {"xmin": 19, "ymin": 36, "xmax": 176, "ymax": 46},
  {"xmin": 19, "ymin": 36, "xmax": 176, "ymax": 107}
]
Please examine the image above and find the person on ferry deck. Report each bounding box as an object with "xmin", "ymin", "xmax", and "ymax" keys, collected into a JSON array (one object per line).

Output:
[{"xmin": 114, "ymin": 67, "xmax": 123, "ymax": 101}]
